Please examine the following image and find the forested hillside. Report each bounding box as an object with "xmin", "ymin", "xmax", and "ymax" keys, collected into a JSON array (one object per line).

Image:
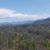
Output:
[{"xmin": 0, "ymin": 21, "xmax": 50, "ymax": 50}]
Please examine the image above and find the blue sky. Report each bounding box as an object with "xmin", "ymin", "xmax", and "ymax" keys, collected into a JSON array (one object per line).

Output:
[
  {"xmin": 0, "ymin": 0, "xmax": 50, "ymax": 14},
  {"xmin": 0, "ymin": 0, "xmax": 50, "ymax": 22}
]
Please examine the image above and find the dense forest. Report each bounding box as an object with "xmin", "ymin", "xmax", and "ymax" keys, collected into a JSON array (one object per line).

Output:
[{"xmin": 0, "ymin": 18, "xmax": 50, "ymax": 50}]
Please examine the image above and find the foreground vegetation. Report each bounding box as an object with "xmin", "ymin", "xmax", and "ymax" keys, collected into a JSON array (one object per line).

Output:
[{"xmin": 0, "ymin": 24, "xmax": 50, "ymax": 50}]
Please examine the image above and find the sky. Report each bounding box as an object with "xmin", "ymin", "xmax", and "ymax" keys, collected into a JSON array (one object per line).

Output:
[{"xmin": 0, "ymin": 0, "xmax": 50, "ymax": 22}]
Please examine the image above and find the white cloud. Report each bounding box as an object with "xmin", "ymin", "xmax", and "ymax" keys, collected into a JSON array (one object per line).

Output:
[{"xmin": 0, "ymin": 8, "xmax": 50, "ymax": 21}]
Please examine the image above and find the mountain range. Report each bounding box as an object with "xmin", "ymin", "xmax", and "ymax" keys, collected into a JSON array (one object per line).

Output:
[{"xmin": 0, "ymin": 17, "xmax": 50, "ymax": 26}]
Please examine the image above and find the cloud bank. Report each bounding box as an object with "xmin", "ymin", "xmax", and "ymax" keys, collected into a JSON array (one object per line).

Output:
[{"xmin": 0, "ymin": 8, "xmax": 50, "ymax": 21}]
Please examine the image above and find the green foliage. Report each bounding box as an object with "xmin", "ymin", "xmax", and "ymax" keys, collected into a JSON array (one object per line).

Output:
[
  {"xmin": 29, "ymin": 41, "xmax": 36, "ymax": 50},
  {"xmin": 0, "ymin": 24, "xmax": 50, "ymax": 50}
]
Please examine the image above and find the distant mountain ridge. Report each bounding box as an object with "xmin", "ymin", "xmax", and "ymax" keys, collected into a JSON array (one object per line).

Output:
[
  {"xmin": 32, "ymin": 17, "xmax": 50, "ymax": 25},
  {"xmin": 0, "ymin": 17, "xmax": 50, "ymax": 26}
]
